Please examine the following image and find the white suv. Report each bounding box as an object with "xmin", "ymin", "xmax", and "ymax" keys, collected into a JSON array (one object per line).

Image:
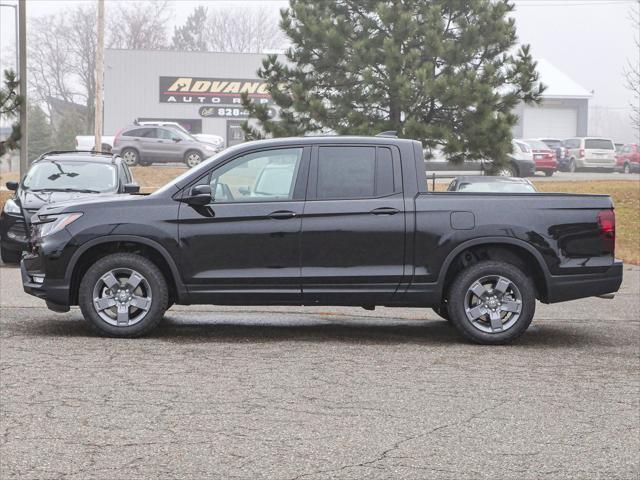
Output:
[{"xmin": 564, "ymin": 137, "xmax": 617, "ymax": 172}]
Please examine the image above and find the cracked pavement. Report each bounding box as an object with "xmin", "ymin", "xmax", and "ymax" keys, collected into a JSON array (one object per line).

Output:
[{"xmin": 1, "ymin": 264, "xmax": 638, "ymax": 479}]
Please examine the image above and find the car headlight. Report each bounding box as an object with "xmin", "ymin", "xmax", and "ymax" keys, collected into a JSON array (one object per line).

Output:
[
  {"xmin": 36, "ymin": 212, "xmax": 83, "ymax": 238},
  {"xmin": 3, "ymin": 198, "xmax": 21, "ymax": 215}
]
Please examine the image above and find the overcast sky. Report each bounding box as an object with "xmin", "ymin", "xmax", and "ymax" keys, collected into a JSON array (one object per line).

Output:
[{"xmin": 1, "ymin": 0, "xmax": 638, "ymax": 117}]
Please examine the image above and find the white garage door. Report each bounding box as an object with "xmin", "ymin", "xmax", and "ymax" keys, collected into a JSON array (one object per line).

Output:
[{"xmin": 522, "ymin": 106, "xmax": 578, "ymax": 138}]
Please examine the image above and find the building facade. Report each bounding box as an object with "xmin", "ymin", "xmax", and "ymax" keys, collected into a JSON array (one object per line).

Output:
[{"xmin": 104, "ymin": 50, "xmax": 281, "ymax": 147}]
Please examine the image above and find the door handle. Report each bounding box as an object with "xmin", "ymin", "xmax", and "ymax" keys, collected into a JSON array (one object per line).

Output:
[
  {"xmin": 370, "ymin": 207, "xmax": 400, "ymax": 215},
  {"xmin": 269, "ymin": 210, "xmax": 297, "ymax": 219}
]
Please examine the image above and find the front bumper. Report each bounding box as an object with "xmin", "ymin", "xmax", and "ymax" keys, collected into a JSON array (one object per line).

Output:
[
  {"xmin": 545, "ymin": 260, "xmax": 623, "ymax": 303},
  {"xmin": 21, "ymin": 252, "xmax": 72, "ymax": 311}
]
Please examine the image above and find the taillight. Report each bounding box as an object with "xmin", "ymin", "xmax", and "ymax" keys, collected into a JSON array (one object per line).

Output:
[
  {"xmin": 579, "ymin": 148, "xmax": 585, "ymax": 158},
  {"xmin": 597, "ymin": 210, "xmax": 615, "ymax": 255},
  {"xmin": 113, "ymin": 128, "xmax": 123, "ymax": 147}
]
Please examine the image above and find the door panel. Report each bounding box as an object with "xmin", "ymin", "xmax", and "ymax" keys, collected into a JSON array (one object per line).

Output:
[
  {"xmin": 177, "ymin": 146, "xmax": 309, "ymax": 304},
  {"xmin": 301, "ymin": 145, "xmax": 406, "ymax": 305}
]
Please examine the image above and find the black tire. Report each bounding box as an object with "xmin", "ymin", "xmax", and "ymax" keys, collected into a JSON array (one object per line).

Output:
[
  {"xmin": 0, "ymin": 247, "xmax": 21, "ymax": 264},
  {"xmin": 78, "ymin": 253, "xmax": 168, "ymax": 337},
  {"xmin": 569, "ymin": 159, "xmax": 577, "ymax": 173},
  {"xmin": 544, "ymin": 170, "xmax": 554, "ymax": 177},
  {"xmin": 184, "ymin": 150, "xmax": 203, "ymax": 168},
  {"xmin": 121, "ymin": 148, "xmax": 139, "ymax": 167},
  {"xmin": 447, "ymin": 260, "xmax": 535, "ymax": 345}
]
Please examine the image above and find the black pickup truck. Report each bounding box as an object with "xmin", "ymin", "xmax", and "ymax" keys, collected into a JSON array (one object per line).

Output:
[{"xmin": 21, "ymin": 136, "xmax": 623, "ymax": 344}]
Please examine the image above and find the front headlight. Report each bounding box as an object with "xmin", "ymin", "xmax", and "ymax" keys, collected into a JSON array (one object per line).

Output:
[
  {"xmin": 3, "ymin": 198, "xmax": 21, "ymax": 215},
  {"xmin": 36, "ymin": 212, "xmax": 83, "ymax": 238}
]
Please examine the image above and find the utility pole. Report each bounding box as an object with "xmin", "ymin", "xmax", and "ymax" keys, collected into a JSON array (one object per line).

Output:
[
  {"xmin": 94, "ymin": 0, "xmax": 104, "ymax": 151},
  {"xmin": 18, "ymin": 0, "xmax": 26, "ymax": 176}
]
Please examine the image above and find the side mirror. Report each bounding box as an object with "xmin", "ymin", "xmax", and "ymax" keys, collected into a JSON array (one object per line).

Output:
[
  {"xmin": 238, "ymin": 185, "xmax": 251, "ymax": 196},
  {"xmin": 6, "ymin": 181, "xmax": 18, "ymax": 191},
  {"xmin": 183, "ymin": 184, "xmax": 211, "ymax": 206},
  {"xmin": 172, "ymin": 137, "xmax": 182, "ymax": 143},
  {"xmin": 123, "ymin": 183, "xmax": 140, "ymax": 194}
]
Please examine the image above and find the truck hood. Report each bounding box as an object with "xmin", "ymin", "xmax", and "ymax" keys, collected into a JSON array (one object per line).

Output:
[
  {"xmin": 35, "ymin": 193, "xmax": 146, "ymax": 216},
  {"xmin": 19, "ymin": 190, "xmax": 107, "ymax": 214}
]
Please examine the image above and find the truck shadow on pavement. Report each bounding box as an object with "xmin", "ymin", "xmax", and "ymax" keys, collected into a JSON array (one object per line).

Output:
[{"xmin": 18, "ymin": 313, "xmax": 614, "ymax": 349}]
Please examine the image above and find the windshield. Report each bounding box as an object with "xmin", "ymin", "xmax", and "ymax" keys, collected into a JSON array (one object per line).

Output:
[
  {"xmin": 22, "ymin": 161, "xmax": 118, "ymax": 193},
  {"xmin": 457, "ymin": 182, "xmax": 536, "ymax": 193},
  {"xmin": 585, "ymin": 139, "xmax": 614, "ymax": 150},
  {"xmin": 541, "ymin": 139, "xmax": 562, "ymax": 148}
]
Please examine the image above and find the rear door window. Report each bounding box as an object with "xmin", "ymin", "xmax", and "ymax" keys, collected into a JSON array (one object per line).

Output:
[
  {"xmin": 585, "ymin": 139, "xmax": 614, "ymax": 150},
  {"xmin": 123, "ymin": 128, "xmax": 153, "ymax": 138},
  {"xmin": 315, "ymin": 146, "xmax": 396, "ymax": 200}
]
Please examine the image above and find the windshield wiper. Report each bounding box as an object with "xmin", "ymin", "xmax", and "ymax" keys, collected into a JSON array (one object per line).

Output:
[{"xmin": 29, "ymin": 188, "xmax": 102, "ymax": 194}]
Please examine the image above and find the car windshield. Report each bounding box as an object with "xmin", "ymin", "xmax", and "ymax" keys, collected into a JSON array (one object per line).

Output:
[
  {"xmin": 585, "ymin": 139, "xmax": 614, "ymax": 150},
  {"xmin": 457, "ymin": 182, "xmax": 536, "ymax": 193},
  {"xmin": 22, "ymin": 161, "xmax": 118, "ymax": 193},
  {"xmin": 542, "ymin": 139, "xmax": 562, "ymax": 148}
]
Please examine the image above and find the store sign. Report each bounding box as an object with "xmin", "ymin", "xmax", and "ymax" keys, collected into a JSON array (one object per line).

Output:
[
  {"xmin": 159, "ymin": 76, "xmax": 272, "ymax": 105},
  {"xmin": 199, "ymin": 106, "xmax": 275, "ymax": 119}
]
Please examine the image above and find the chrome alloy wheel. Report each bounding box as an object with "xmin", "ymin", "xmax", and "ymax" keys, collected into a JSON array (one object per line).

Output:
[
  {"xmin": 92, "ymin": 268, "xmax": 152, "ymax": 327},
  {"xmin": 122, "ymin": 150, "xmax": 137, "ymax": 166},
  {"xmin": 185, "ymin": 152, "xmax": 202, "ymax": 167},
  {"xmin": 464, "ymin": 275, "xmax": 523, "ymax": 333}
]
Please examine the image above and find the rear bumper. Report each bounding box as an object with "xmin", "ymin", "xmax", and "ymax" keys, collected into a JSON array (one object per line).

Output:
[
  {"xmin": 578, "ymin": 159, "xmax": 616, "ymax": 169},
  {"xmin": 545, "ymin": 260, "xmax": 623, "ymax": 303}
]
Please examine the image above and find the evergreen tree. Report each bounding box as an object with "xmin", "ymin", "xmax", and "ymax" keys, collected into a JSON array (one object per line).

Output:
[
  {"xmin": 243, "ymin": 0, "xmax": 545, "ymax": 164},
  {"xmin": 0, "ymin": 70, "xmax": 22, "ymax": 157},
  {"xmin": 27, "ymin": 104, "xmax": 53, "ymax": 162},
  {"xmin": 172, "ymin": 6, "xmax": 209, "ymax": 51}
]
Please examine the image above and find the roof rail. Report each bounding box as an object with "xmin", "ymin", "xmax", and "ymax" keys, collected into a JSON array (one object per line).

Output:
[
  {"xmin": 35, "ymin": 150, "xmax": 116, "ymax": 162},
  {"xmin": 376, "ymin": 131, "xmax": 398, "ymax": 138}
]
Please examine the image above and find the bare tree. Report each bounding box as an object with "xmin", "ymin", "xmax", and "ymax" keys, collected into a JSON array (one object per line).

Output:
[
  {"xmin": 28, "ymin": 14, "xmax": 79, "ymax": 117},
  {"xmin": 108, "ymin": 1, "xmax": 172, "ymax": 50},
  {"xmin": 624, "ymin": 2, "xmax": 640, "ymax": 133},
  {"xmin": 172, "ymin": 6, "xmax": 287, "ymax": 53}
]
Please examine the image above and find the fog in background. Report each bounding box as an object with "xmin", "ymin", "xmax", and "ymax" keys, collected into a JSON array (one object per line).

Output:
[{"xmin": 1, "ymin": 0, "xmax": 638, "ymax": 142}]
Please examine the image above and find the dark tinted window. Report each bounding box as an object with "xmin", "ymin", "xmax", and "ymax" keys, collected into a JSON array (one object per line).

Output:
[
  {"xmin": 375, "ymin": 147, "xmax": 395, "ymax": 196},
  {"xmin": 585, "ymin": 139, "xmax": 614, "ymax": 150},
  {"xmin": 317, "ymin": 147, "xmax": 375, "ymax": 199},
  {"xmin": 123, "ymin": 128, "xmax": 153, "ymax": 138}
]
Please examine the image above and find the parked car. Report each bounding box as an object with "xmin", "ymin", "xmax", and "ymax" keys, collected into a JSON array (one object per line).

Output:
[
  {"xmin": 538, "ymin": 138, "xmax": 569, "ymax": 171},
  {"xmin": 506, "ymin": 139, "xmax": 536, "ymax": 177},
  {"xmin": 75, "ymin": 135, "xmax": 115, "ymax": 152},
  {"xmin": 563, "ymin": 137, "xmax": 617, "ymax": 172},
  {"xmin": 521, "ymin": 139, "xmax": 557, "ymax": 176},
  {"xmin": 112, "ymin": 125, "xmax": 220, "ymax": 167},
  {"xmin": 615, "ymin": 144, "xmax": 640, "ymax": 174},
  {"xmin": 1, "ymin": 151, "xmax": 139, "ymax": 264},
  {"xmin": 447, "ymin": 176, "xmax": 537, "ymax": 193},
  {"xmin": 424, "ymin": 140, "xmax": 535, "ymax": 178},
  {"xmin": 135, "ymin": 120, "xmax": 224, "ymax": 150},
  {"xmin": 22, "ymin": 136, "xmax": 622, "ymax": 345}
]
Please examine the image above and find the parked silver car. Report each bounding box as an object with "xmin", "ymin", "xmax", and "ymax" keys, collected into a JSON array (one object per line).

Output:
[
  {"xmin": 112, "ymin": 125, "xmax": 220, "ymax": 167},
  {"xmin": 563, "ymin": 137, "xmax": 617, "ymax": 172}
]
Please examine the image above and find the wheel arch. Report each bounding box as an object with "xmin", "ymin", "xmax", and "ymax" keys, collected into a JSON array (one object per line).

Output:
[
  {"xmin": 438, "ymin": 237, "xmax": 551, "ymax": 302},
  {"xmin": 66, "ymin": 235, "xmax": 187, "ymax": 305}
]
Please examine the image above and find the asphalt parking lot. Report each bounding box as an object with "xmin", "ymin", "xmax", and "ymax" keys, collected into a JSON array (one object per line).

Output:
[{"xmin": 1, "ymin": 263, "xmax": 638, "ymax": 479}]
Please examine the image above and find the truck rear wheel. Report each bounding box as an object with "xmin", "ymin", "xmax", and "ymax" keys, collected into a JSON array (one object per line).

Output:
[
  {"xmin": 447, "ymin": 260, "xmax": 535, "ymax": 344},
  {"xmin": 78, "ymin": 253, "xmax": 168, "ymax": 337}
]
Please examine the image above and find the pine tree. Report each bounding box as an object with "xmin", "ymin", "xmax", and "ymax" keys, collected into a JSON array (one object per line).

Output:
[
  {"xmin": 172, "ymin": 6, "xmax": 209, "ymax": 51},
  {"xmin": 0, "ymin": 70, "xmax": 22, "ymax": 157},
  {"xmin": 27, "ymin": 104, "xmax": 53, "ymax": 162},
  {"xmin": 242, "ymin": 0, "xmax": 545, "ymax": 164}
]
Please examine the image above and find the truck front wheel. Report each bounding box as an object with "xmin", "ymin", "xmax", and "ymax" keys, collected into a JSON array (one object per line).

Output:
[
  {"xmin": 447, "ymin": 260, "xmax": 535, "ymax": 344},
  {"xmin": 78, "ymin": 253, "xmax": 169, "ymax": 337}
]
